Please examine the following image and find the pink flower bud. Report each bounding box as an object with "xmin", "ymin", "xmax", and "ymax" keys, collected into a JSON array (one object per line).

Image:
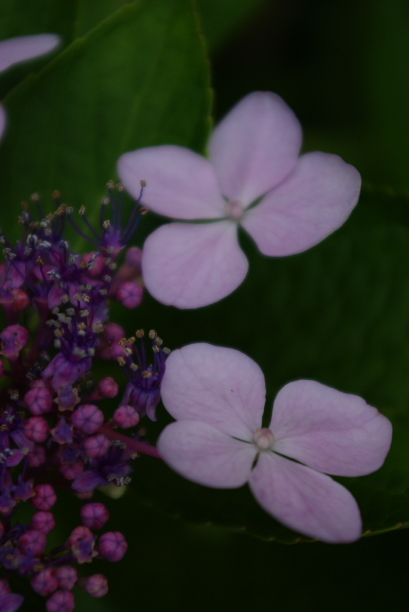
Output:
[
  {"xmin": 97, "ymin": 377, "xmax": 118, "ymax": 398},
  {"xmin": 69, "ymin": 526, "xmax": 96, "ymax": 563},
  {"xmin": 80, "ymin": 503, "xmax": 110, "ymax": 530},
  {"xmin": 19, "ymin": 529, "xmax": 47, "ymax": 556},
  {"xmin": 59, "ymin": 461, "xmax": 84, "ymax": 480},
  {"xmin": 24, "ymin": 416, "xmax": 50, "ymax": 442},
  {"xmin": 102, "ymin": 323, "xmax": 124, "ymax": 343},
  {"xmin": 117, "ymin": 282, "xmax": 143, "ymax": 309},
  {"xmin": 69, "ymin": 526, "xmax": 93, "ymax": 547},
  {"xmin": 46, "ymin": 589, "xmax": 75, "ymax": 612},
  {"xmin": 24, "ymin": 386, "xmax": 53, "ymax": 415},
  {"xmin": 72, "ymin": 404, "xmax": 104, "ymax": 435},
  {"xmin": 98, "ymin": 532, "xmax": 128, "ymax": 562},
  {"xmin": 32, "ymin": 484, "xmax": 57, "ymax": 511},
  {"xmin": 10, "ymin": 288, "xmax": 30, "ymax": 312},
  {"xmin": 83, "ymin": 434, "xmax": 109, "ymax": 458},
  {"xmin": 31, "ymin": 568, "xmax": 58, "ymax": 596},
  {"xmin": 113, "ymin": 405, "xmax": 139, "ymax": 429},
  {"xmin": 0, "ymin": 324, "xmax": 29, "ymax": 358},
  {"xmin": 83, "ymin": 574, "xmax": 108, "ymax": 598},
  {"xmin": 31, "ymin": 511, "xmax": 55, "ymax": 534},
  {"xmin": 27, "ymin": 444, "xmax": 46, "ymax": 467},
  {"xmin": 55, "ymin": 566, "xmax": 77, "ymax": 590}
]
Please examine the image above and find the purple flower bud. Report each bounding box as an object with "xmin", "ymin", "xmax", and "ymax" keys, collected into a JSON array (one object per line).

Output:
[
  {"xmin": 24, "ymin": 416, "xmax": 50, "ymax": 442},
  {"xmin": 113, "ymin": 405, "xmax": 139, "ymax": 429},
  {"xmin": 32, "ymin": 484, "xmax": 57, "ymax": 511},
  {"xmin": 72, "ymin": 404, "xmax": 104, "ymax": 435},
  {"xmin": 30, "ymin": 568, "xmax": 58, "ymax": 596},
  {"xmin": 83, "ymin": 434, "xmax": 109, "ymax": 458},
  {"xmin": 45, "ymin": 590, "xmax": 75, "ymax": 612},
  {"xmin": 55, "ymin": 386, "xmax": 80, "ymax": 412},
  {"xmin": 31, "ymin": 511, "xmax": 55, "ymax": 534},
  {"xmin": 83, "ymin": 574, "xmax": 108, "ymax": 598},
  {"xmin": 98, "ymin": 531, "xmax": 128, "ymax": 562},
  {"xmin": 117, "ymin": 282, "xmax": 143, "ymax": 309},
  {"xmin": 97, "ymin": 377, "xmax": 118, "ymax": 398},
  {"xmin": 55, "ymin": 566, "xmax": 77, "ymax": 591},
  {"xmin": 0, "ymin": 593, "xmax": 24, "ymax": 612},
  {"xmin": 51, "ymin": 417, "xmax": 73, "ymax": 444},
  {"xmin": 0, "ymin": 324, "xmax": 29, "ymax": 359},
  {"xmin": 24, "ymin": 385, "xmax": 53, "ymax": 415},
  {"xmin": 59, "ymin": 461, "xmax": 84, "ymax": 480},
  {"xmin": 19, "ymin": 529, "xmax": 47, "ymax": 556},
  {"xmin": 27, "ymin": 444, "xmax": 46, "ymax": 467},
  {"xmin": 80, "ymin": 503, "xmax": 110, "ymax": 530}
]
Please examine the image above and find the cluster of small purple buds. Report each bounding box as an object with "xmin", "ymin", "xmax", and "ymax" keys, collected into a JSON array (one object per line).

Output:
[{"xmin": 0, "ymin": 182, "xmax": 169, "ymax": 611}]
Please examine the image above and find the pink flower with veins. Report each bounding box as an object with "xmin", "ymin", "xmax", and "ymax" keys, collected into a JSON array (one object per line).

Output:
[
  {"xmin": 0, "ymin": 34, "xmax": 60, "ymax": 141},
  {"xmin": 118, "ymin": 91, "xmax": 361, "ymax": 308},
  {"xmin": 157, "ymin": 343, "xmax": 392, "ymax": 543}
]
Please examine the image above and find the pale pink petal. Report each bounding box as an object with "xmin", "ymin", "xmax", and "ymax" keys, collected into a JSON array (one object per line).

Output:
[
  {"xmin": 241, "ymin": 151, "xmax": 361, "ymax": 256},
  {"xmin": 0, "ymin": 34, "xmax": 60, "ymax": 73},
  {"xmin": 161, "ymin": 343, "xmax": 266, "ymax": 439},
  {"xmin": 118, "ymin": 146, "xmax": 226, "ymax": 219},
  {"xmin": 249, "ymin": 452, "xmax": 362, "ymax": 543},
  {"xmin": 142, "ymin": 221, "xmax": 248, "ymax": 308},
  {"xmin": 158, "ymin": 420, "xmax": 256, "ymax": 488},
  {"xmin": 209, "ymin": 92, "xmax": 302, "ymax": 205},
  {"xmin": 270, "ymin": 380, "xmax": 392, "ymax": 477},
  {"xmin": 0, "ymin": 105, "xmax": 6, "ymax": 141}
]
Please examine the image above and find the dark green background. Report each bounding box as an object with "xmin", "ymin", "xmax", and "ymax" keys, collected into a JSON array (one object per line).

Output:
[{"xmin": 2, "ymin": 0, "xmax": 409, "ymax": 610}]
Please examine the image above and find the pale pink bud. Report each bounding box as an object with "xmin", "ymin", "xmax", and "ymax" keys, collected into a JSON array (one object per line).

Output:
[
  {"xmin": 31, "ymin": 511, "xmax": 55, "ymax": 534},
  {"xmin": 31, "ymin": 568, "xmax": 58, "ymax": 596},
  {"xmin": 55, "ymin": 566, "xmax": 77, "ymax": 591},
  {"xmin": 20, "ymin": 529, "xmax": 47, "ymax": 556},
  {"xmin": 32, "ymin": 484, "xmax": 57, "ymax": 511},
  {"xmin": 97, "ymin": 377, "xmax": 118, "ymax": 398},
  {"xmin": 24, "ymin": 386, "xmax": 53, "ymax": 415},
  {"xmin": 83, "ymin": 434, "xmax": 109, "ymax": 458},
  {"xmin": 83, "ymin": 574, "xmax": 108, "ymax": 598},
  {"xmin": 25, "ymin": 416, "xmax": 50, "ymax": 442},
  {"xmin": 113, "ymin": 405, "xmax": 139, "ymax": 429},
  {"xmin": 72, "ymin": 404, "xmax": 104, "ymax": 435},
  {"xmin": 98, "ymin": 531, "xmax": 128, "ymax": 562},
  {"xmin": 117, "ymin": 281, "xmax": 143, "ymax": 309},
  {"xmin": 46, "ymin": 589, "xmax": 75, "ymax": 612}
]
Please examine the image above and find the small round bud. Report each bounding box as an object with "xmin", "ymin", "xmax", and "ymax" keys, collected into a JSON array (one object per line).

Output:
[
  {"xmin": 98, "ymin": 532, "xmax": 128, "ymax": 562},
  {"xmin": 46, "ymin": 589, "xmax": 75, "ymax": 612},
  {"xmin": 80, "ymin": 503, "xmax": 110, "ymax": 530},
  {"xmin": 31, "ymin": 568, "xmax": 58, "ymax": 596},
  {"xmin": 27, "ymin": 444, "xmax": 46, "ymax": 467},
  {"xmin": 0, "ymin": 324, "xmax": 29, "ymax": 358},
  {"xmin": 32, "ymin": 484, "xmax": 57, "ymax": 511},
  {"xmin": 83, "ymin": 574, "xmax": 108, "ymax": 598},
  {"xmin": 25, "ymin": 416, "xmax": 50, "ymax": 442},
  {"xmin": 19, "ymin": 529, "xmax": 47, "ymax": 556},
  {"xmin": 113, "ymin": 405, "xmax": 139, "ymax": 429},
  {"xmin": 24, "ymin": 386, "xmax": 53, "ymax": 415},
  {"xmin": 55, "ymin": 566, "xmax": 77, "ymax": 590},
  {"xmin": 31, "ymin": 512, "xmax": 55, "ymax": 534},
  {"xmin": 83, "ymin": 434, "xmax": 109, "ymax": 458},
  {"xmin": 117, "ymin": 282, "xmax": 143, "ymax": 309},
  {"xmin": 97, "ymin": 377, "xmax": 118, "ymax": 398},
  {"xmin": 72, "ymin": 404, "xmax": 104, "ymax": 435},
  {"xmin": 59, "ymin": 461, "xmax": 84, "ymax": 480}
]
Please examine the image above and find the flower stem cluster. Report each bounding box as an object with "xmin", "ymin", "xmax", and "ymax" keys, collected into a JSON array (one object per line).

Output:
[{"xmin": 0, "ymin": 185, "xmax": 168, "ymax": 610}]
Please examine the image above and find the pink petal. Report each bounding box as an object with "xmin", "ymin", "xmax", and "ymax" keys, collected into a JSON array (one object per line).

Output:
[
  {"xmin": 209, "ymin": 91, "xmax": 302, "ymax": 205},
  {"xmin": 118, "ymin": 146, "xmax": 226, "ymax": 219},
  {"xmin": 161, "ymin": 343, "xmax": 266, "ymax": 439},
  {"xmin": 158, "ymin": 420, "xmax": 256, "ymax": 488},
  {"xmin": 249, "ymin": 452, "xmax": 362, "ymax": 543},
  {"xmin": 0, "ymin": 34, "xmax": 60, "ymax": 73},
  {"xmin": 270, "ymin": 380, "xmax": 392, "ymax": 477},
  {"xmin": 142, "ymin": 221, "xmax": 248, "ymax": 308},
  {"xmin": 241, "ymin": 151, "xmax": 361, "ymax": 256},
  {"xmin": 0, "ymin": 105, "xmax": 5, "ymax": 141}
]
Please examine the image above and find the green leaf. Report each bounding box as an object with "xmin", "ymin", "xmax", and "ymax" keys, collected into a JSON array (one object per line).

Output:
[
  {"xmin": 0, "ymin": 0, "xmax": 211, "ymax": 240},
  {"xmin": 126, "ymin": 184, "xmax": 409, "ymax": 542}
]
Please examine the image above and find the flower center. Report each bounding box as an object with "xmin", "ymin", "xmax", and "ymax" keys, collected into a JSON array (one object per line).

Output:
[
  {"xmin": 253, "ymin": 428, "xmax": 274, "ymax": 451},
  {"xmin": 225, "ymin": 199, "xmax": 245, "ymax": 220}
]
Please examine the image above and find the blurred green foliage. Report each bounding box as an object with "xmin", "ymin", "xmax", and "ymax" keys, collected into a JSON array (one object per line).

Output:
[{"xmin": 2, "ymin": 0, "xmax": 409, "ymax": 610}]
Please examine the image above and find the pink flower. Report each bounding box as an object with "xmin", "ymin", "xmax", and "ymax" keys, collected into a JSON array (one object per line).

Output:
[
  {"xmin": 157, "ymin": 343, "xmax": 392, "ymax": 543},
  {"xmin": 0, "ymin": 34, "xmax": 60, "ymax": 141},
  {"xmin": 118, "ymin": 92, "xmax": 361, "ymax": 308}
]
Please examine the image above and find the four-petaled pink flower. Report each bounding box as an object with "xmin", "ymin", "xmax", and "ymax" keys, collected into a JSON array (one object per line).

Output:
[
  {"xmin": 157, "ymin": 343, "xmax": 392, "ymax": 543},
  {"xmin": 118, "ymin": 92, "xmax": 361, "ymax": 308},
  {"xmin": 0, "ymin": 34, "xmax": 60, "ymax": 141}
]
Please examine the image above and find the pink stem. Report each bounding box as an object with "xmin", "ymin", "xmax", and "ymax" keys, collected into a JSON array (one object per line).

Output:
[{"xmin": 100, "ymin": 424, "xmax": 162, "ymax": 459}]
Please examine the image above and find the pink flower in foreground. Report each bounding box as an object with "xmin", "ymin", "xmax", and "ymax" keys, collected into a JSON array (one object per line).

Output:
[
  {"xmin": 0, "ymin": 34, "xmax": 60, "ymax": 141},
  {"xmin": 157, "ymin": 343, "xmax": 392, "ymax": 543},
  {"xmin": 118, "ymin": 92, "xmax": 361, "ymax": 308}
]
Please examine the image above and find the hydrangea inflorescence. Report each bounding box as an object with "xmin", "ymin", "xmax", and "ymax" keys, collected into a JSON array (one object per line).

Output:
[{"xmin": 0, "ymin": 182, "xmax": 169, "ymax": 610}]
